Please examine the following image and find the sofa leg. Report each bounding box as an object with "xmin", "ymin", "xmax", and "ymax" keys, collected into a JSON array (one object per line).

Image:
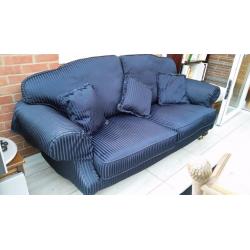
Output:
[{"xmin": 198, "ymin": 131, "xmax": 208, "ymax": 140}]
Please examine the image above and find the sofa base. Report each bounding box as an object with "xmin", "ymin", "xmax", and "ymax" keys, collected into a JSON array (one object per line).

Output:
[{"xmin": 41, "ymin": 122, "xmax": 214, "ymax": 195}]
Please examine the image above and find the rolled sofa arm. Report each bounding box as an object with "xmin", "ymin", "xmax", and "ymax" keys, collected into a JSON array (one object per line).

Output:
[
  {"xmin": 12, "ymin": 102, "xmax": 93, "ymax": 161},
  {"xmin": 186, "ymin": 78, "xmax": 221, "ymax": 107}
]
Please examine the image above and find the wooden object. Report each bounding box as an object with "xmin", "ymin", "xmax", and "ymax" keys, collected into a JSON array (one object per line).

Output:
[
  {"xmin": 212, "ymin": 101, "xmax": 222, "ymax": 114},
  {"xmin": 201, "ymin": 183, "xmax": 233, "ymax": 195},
  {"xmin": 187, "ymin": 153, "xmax": 233, "ymax": 195},
  {"xmin": 208, "ymin": 153, "xmax": 231, "ymax": 185},
  {"xmin": 187, "ymin": 158, "xmax": 212, "ymax": 195},
  {"xmin": 167, "ymin": 54, "xmax": 183, "ymax": 73},
  {"xmin": 0, "ymin": 152, "xmax": 25, "ymax": 180}
]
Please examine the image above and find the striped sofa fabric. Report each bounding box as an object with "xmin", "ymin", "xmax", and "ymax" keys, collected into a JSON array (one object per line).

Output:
[{"xmin": 12, "ymin": 54, "xmax": 220, "ymax": 194}]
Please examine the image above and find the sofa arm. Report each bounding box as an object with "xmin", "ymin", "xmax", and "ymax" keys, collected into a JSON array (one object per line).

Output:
[
  {"xmin": 186, "ymin": 78, "xmax": 221, "ymax": 107},
  {"xmin": 12, "ymin": 102, "xmax": 93, "ymax": 161}
]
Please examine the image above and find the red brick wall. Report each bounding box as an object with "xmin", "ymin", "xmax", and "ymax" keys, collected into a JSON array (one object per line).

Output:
[
  {"xmin": 204, "ymin": 54, "xmax": 234, "ymax": 87},
  {"xmin": 0, "ymin": 54, "xmax": 59, "ymax": 157}
]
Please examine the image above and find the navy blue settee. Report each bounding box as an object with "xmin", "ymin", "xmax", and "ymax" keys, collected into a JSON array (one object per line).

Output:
[{"xmin": 12, "ymin": 55, "xmax": 220, "ymax": 194}]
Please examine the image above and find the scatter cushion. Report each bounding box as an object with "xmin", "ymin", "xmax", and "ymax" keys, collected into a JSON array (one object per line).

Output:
[
  {"xmin": 58, "ymin": 84, "xmax": 105, "ymax": 134},
  {"xmin": 158, "ymin": 74, "xmax": 189, "ymax": 105},
  {"xmin": 117, "ymin": 76, "xmax": 152, "ymax": 117}
]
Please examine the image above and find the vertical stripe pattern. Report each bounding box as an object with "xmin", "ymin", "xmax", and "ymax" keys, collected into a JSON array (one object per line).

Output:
[
  {"xmin": 120, "ymin": 55, "xmax": 177, "ymax": 103},
  {"xmin": 12, "ymin": 54, "xmax": 220, "ymax": 194},
  {"xmin": 117, "ymin": 76, "xmax": 152, "ymax": 117},
  {"xmin": 12, "ymin": 102, "xmax": 93, "ymax": 161},
  {"xmin": 149, "ymin": 104, "xmax": 217, "ymax": 140},
  {"xmin": 21, "ymin": 55, "xmax": 124, "ymax": 117},
  {"xmin": 93, "ymin": 114, "xmax": 177, "ymax": 179},
  {"xmin": 186, "ymin": 78, "xmax": 220, "ymax": 107}
]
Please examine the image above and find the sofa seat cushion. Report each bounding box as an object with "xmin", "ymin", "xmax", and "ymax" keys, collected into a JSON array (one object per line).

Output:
[
  {"xmin": 149, "ymin": 104, "xmax": 217, "ymax": 140},
  {"xmin": 93, "ymin": 114, "xmax": 177, "ymax": 179}
]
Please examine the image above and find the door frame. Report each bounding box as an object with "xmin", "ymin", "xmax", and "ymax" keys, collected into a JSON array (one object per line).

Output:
[
  {"xmin": 239, "ymin": 64, "xmax": 250, "ymax": 110},
  {"xmin": 216, "ymin": 55, "xmax": 245, "ymax": 125}
]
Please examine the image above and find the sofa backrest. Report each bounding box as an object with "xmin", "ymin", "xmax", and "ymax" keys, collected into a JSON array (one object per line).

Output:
[
  {"xmin": 120, "ymin": 55, "xmax": 177, "ymax": 103},
  {"xmin": 22, "ymin": 55, "xmax": 124, "ymax": 117}
]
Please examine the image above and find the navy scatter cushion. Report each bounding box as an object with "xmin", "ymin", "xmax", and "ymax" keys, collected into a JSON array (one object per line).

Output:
[
  {"xmin": 58, "ymin": 84, "xmax": 105, "ymax": 134},
  {"xmin": 158, "ymin": 74, "xmax": 189, "ymax": 105},
  {"xmin": 117, "ymin": 76, "xmax": 152, "ymax": 117}
]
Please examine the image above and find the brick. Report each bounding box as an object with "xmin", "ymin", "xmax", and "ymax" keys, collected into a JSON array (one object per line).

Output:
[
  {"xmin": 0, "ymin": 129, "xmax": 16, "ymax": 138},
  {"xmin": 34, "ymin": 54, "xmax": 59, "ymax": 63},
  {"xmin": 8, "ymin": 74, "xmax": 27, "ymax": 84},
  {"xmin": 0, "ymin": 95, "xmax": 13, "ymax": 104},
  {"xmin": 13, "ymin": 93, "xmax": 22, "ymax": 102},
  {"xmin": 0, "ymin": 123, "xmax": 5, "ymax": 131},
  {"xmin": 0, "ymin": 121, "xmax": 11, "ymax": 131},
  {"xmin": 3, "ymin": 55, "xmax": 33, "ymax": 65},
  {"xmin": 0, "ymin": 103, "xmax": 15, "ymax": 113},
  {"xmin": 22, "ymin": 63, "xmax": 49, "ymax": 73},
  {"xmin": 0, "ymin": 113, "xmax": 13, "ymax": 121},
  {"xmin": 48, "ymin": 63, "xmax": 60, "ymax": 70},
  {"xmin": 0, "ymin": 65, "xmax": 22, "ymax": 75},
  {"xmin": 219, "ymin": 58, "xmax": 234, "ymax": 64},
  {"xmin": 204, "ymin": 54, "xmax": 234, "ymax": 87},
  {"xmin": 0, "ymin": 76, "xmax": 8, "ymax": 85},
  {"xmin": 0, "ymin": 84, "xmax": 20, "ymax": 96},
  {"xmin": 3, "ymin": 120, "xmax": 12, "ymax": 130}
]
